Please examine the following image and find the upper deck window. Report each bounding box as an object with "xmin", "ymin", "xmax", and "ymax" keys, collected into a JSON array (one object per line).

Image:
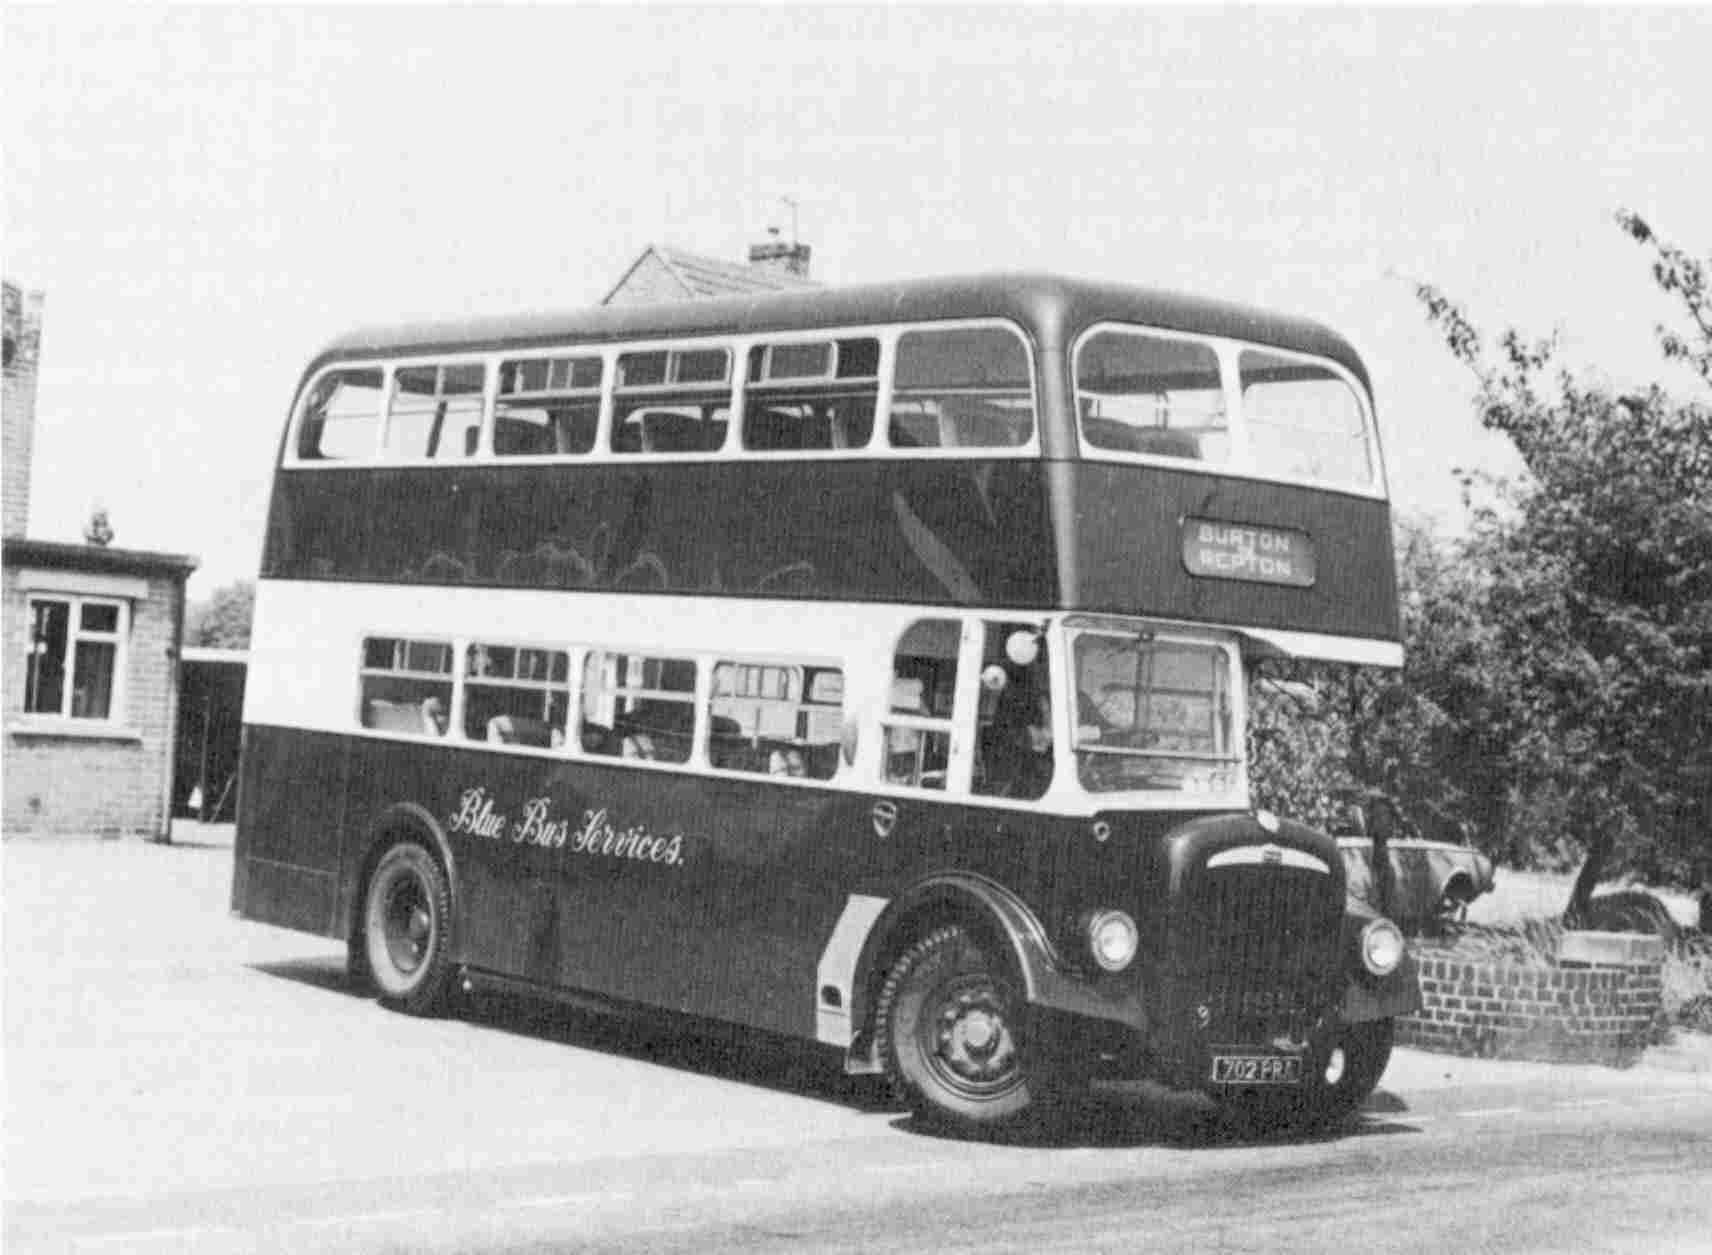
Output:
[
  {"xmin": 385, "ymin": 363, "xmax": 485, "ymax": 460},
  {"xmin": 742, "ymin": 337, "xmax": 879, "ymax": 452},
  {"xmin": 612, "ymin": 346, "xmax": 732, "ymax": 454},
  {"xmin": 495, "ymin": 354, "xmax": 602, "ymax": 457},
  {"xmin": 889, "ymin": 326, "xmax": 1034, "ymax": 450},
  {"xmin": 298, "ymin": 368, "xmax": 385, "ymax": 460},
  {"xmin": 1076, "ymin": 331, "xmax": 1227, "ymax": 463},
  {"xmin": 1239, "ymin": 350, "xmax": 1374, "ymax": 491}
]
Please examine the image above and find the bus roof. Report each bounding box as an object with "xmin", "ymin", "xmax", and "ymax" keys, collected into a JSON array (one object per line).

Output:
[{"xmin": 311, "ymin": 273, "xmax": 1372, "ymax": 393}]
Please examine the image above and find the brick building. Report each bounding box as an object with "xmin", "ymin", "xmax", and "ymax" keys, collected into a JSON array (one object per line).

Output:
[{"xmin": 3, "ymin": 279, "xmax": 197, "ymax": 839}]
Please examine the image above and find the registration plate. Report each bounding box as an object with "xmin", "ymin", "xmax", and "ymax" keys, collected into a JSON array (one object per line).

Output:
[{"xmin": 1210, "ymin": 1054, "xmax": 1303, "ymax": 1085}]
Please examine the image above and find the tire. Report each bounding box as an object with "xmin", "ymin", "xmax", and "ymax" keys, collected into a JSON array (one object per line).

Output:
[
  {"xmin": 1307, "ymin": 1018, "xmax": 1394, "ymax": 1124},
  {"xmin": 362, "ymin": 841, "xmax": 456, "ymax": 1016},
  {"xmin": 875, "ymin": 924, "xmax": 1051, "ymax": 1131}
]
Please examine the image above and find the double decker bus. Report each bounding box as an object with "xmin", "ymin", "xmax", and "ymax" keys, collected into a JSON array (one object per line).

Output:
[{"xmin": 233, "ymin": 274, "xmax": 1418, "ymax": 1132}]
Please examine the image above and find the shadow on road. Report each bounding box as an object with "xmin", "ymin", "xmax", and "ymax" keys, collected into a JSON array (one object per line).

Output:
[
  {"xmin": 250, "ymin": 954, "xmax": 896, "ymax": 1114},
  {"xmin": 889, "ymin": 1084, "xmax": 1423, "ymax": 1151},
  {"xmin": 252, "ymin": 953, "xmax": 1426, "ymax": 1151}
]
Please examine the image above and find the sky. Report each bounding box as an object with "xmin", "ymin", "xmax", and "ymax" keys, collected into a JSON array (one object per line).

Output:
[{"xmin": 4, "ymin": 5, "xmax": 1710, "ymax": 598}]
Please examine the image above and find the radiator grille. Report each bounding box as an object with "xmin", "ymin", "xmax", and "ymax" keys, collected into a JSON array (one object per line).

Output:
[{"xmin": 1170, "ymin": 864, "xmax": 1341, "ymax": 1036}]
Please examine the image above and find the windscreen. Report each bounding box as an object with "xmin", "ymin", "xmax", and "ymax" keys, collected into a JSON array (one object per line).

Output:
[{"xmin": 1072, "ymin": 630, "xmax": 1241, "ymax": 796}]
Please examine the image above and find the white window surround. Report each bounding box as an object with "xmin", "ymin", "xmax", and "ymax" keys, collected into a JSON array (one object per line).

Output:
[
  {"xmin": 282, "ymin": 318, "xmax": 1042, "ymax": 469},
  {"xmin": 19, "ymin": 592, "xmax": 132, "ymax": 729}
]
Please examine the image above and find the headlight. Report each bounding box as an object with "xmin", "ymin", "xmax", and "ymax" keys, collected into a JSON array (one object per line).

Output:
[
  {"xmin": 1360, "ymin": 918, "xmax": 1406, "ymax": 976},
  {"xmin": 1087, "ymin": 909, "xmax": 1139, "ymax": 973}
]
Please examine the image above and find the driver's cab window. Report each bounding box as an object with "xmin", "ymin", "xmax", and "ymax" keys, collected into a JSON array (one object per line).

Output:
[{"xmin": 882, "ymin": 618, "xmax": 960, "ymax": 790}]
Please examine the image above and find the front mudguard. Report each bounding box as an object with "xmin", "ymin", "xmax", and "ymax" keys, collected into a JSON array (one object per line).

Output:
[{"xmin": 1339, "ymin": 901, "xmax": 1423, "ymax": 1023}]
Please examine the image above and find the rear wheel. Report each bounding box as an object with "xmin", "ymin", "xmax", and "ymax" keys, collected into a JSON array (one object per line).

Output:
[
  {"xmin": 876, "ymin": 925, "xmax": 1053, "ymax": 1131},
  {"xmin": 363, "ymin": 841, "xmax": 455, "ymax": 1016}
]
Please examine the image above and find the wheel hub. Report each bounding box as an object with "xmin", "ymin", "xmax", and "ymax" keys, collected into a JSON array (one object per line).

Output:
[
  {"xmin": 933, "ymin": 984, "xmax": 1018, "ymax": 1085},
  {"xmin": 384, "ymin": 879, "xmax": 432, "ymax": 975}
]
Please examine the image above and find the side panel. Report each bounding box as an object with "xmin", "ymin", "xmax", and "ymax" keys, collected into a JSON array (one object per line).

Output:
[
  {"xmin": 230, "ymin": 724, "xmax": 348, "ymax": 937},
  {"xmin": 262, "ymin": 460, "xmax": 1058, "ymax": 610}
]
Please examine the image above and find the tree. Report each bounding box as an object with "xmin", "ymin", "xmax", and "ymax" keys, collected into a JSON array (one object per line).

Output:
[
  {"xmin": 186, "ymin": 579, "xmax": 255, "ymax": 649},
  {"xmin": 1249, "ymin": 515, "xmax": 1509, "ymax": 848},
  {"xmin": 83, "ymin": 505, "xmax": 114, "ymax": 547},
  {"xmin": 1415, "ymin": 212, "xmax": 1712, "ymax": 921}
]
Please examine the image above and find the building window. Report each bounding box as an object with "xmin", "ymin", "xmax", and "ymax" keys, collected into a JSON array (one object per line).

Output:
[{"xmin": 24, "ymin": 596, "xmax": 126, "ymax": 721}]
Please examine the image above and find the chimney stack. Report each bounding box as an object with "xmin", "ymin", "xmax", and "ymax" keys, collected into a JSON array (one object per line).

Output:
[
  {"xmin": 748, "ymin": 229, "xmax": 812, "ymax": 279},
  {"xmin": 3, "ymin": 280, "xmax": 44, "ymax": 540}
]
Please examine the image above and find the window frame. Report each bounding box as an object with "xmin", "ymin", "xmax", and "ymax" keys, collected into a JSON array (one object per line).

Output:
[
  {"xmin": 21, "ymin": 594, "xmax": 129, "ymax": 724},
  {"xmin": 704, "ymin": 653, "xmax": 847, "ymax": 782},
  {"xmin": 1071, "ymin": 320, "xmax": 1385, "ymax": 499},
  {"xmin": 381, "ymin": 358, "xmax": 491, "ymax": 463},
  {"xmin": 281, "ymin": 318, "xmax": 1043, "ymax": 471},
  {"xmin": 1063, "ymin": 618, "xmax": 1249, "ymax": 807}
]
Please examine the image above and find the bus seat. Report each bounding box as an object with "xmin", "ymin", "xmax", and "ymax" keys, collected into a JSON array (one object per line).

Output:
[
  {"xmin": 745, "ymin": 407, "xmax": 800, "ymax": 451},
  {"xmin": 494, "ymin": 416, "xmax": 552, "ymax": 456},
  {"xmin": 803, "ymin": 742, "xmax": 839, "ymax": 780},
  {"xmin": 464, "ymin": 426, "xmax": 481, "ymax": 456},
  {"xmin": 709, "ymin": 715, "xmax": 746, "ymax": 768},
  {"xmin": 643, "ymin": 411, "xmax": 705, "ymax": 453},
  {"xmin": 555, "ymin": 409, "xmax": 598, "ymax": 454},
  {"xmin": 1132, "ymin": 428, "xmax": 1201, "ymax": 459},
  {"xmin": 487, "ymin": 714, "xmax": 554, "ymax": 748},
  {"xmin": 363, "ymin": 698, "xmax": 427, "ymax": 734}
]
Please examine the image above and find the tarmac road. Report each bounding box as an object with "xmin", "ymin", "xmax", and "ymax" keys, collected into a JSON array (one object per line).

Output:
[{"xmin": 5, "ymin": 829, "xmax": 1710, "ymax": 1253}]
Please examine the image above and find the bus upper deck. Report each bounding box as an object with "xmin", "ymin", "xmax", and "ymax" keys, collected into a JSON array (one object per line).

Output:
[{"xmin": 265, "ymin": 274, "xmax": 1398, "ymax": 666}]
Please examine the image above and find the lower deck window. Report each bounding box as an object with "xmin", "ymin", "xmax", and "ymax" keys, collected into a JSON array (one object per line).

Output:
[
  {"xmin": 360, "ymin": 637, "xmax": 453, "ymax": 737},
  {"xmin": 708, "ymin": 660, "xmax": 843, "ymax": 779},
  {"xmin": 463, "ymin": 643, "xmax": 570, "ymax": 747},
  {"xmin": 581, "ymin": 651, "xmax": 697, "ymax": 763}
]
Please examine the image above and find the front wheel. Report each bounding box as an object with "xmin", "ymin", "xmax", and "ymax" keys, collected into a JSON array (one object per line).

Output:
[
  {"xmin": 363, "ymin": 841, "xmax": 456, "ymax": 1016},
  {"xmin": 875, "ymin": 925, "xmax": 1054, "ymax": 1132},
  {"xmin": 1307, "ymin": 1018, "xmax": 1394, "ymax": 1124}
]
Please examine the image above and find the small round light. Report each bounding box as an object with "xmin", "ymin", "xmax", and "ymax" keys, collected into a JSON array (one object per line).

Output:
[
  {"xmin": 1005, "ymin": 630, "xmax": 1040, "ymax": 667},
  {"xmin": 1088, "ymin": 909, "xmax": 1139, "ymax": 973},
  {"xmin": 1360, "ymin": 918, "xmax": 1405, "ymax": 976}
]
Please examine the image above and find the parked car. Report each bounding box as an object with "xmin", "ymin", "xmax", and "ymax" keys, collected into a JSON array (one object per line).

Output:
[{"xmin": 1330, "ymin": 791, "xmax": 1496, "ymax": 931}]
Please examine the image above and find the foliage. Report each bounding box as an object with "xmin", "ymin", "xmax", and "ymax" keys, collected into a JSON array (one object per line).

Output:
[
  {"xmin": 186, "ymin": 579, "xmax": 255, "ymax": 649},
  {"xmin": 83, "ymin": 505, "xmax": 114, "ymax": 547},
  {"xmin": 1248, "ymin": 515, "xmax": 1507, "ymax": 847},
  {"xmin": 1412, "ymin": 212, "xmax": 1712, "ymax": 912},
  {"xmin": 1253, "ymin": 213, "xmax": 1711, "ymax": 919}
]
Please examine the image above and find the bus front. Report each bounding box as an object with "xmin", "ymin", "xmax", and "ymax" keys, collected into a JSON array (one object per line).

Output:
[{"xmin": 1041, "ymin": 310, "xmax": 1413, "ymax": 1117}]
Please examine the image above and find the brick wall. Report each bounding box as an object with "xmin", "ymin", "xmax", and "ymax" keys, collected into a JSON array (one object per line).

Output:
[
  {"xmin": 3, "ymin": 567, "xmax": 185, "ymax": 839},
  {"xmin": 1397, "ymin": 950, "xmax": 1664, "ymax": 1067},
  {"xmin": 3, "ymin": 280, "xmax": 44, "ymax": 539}
]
